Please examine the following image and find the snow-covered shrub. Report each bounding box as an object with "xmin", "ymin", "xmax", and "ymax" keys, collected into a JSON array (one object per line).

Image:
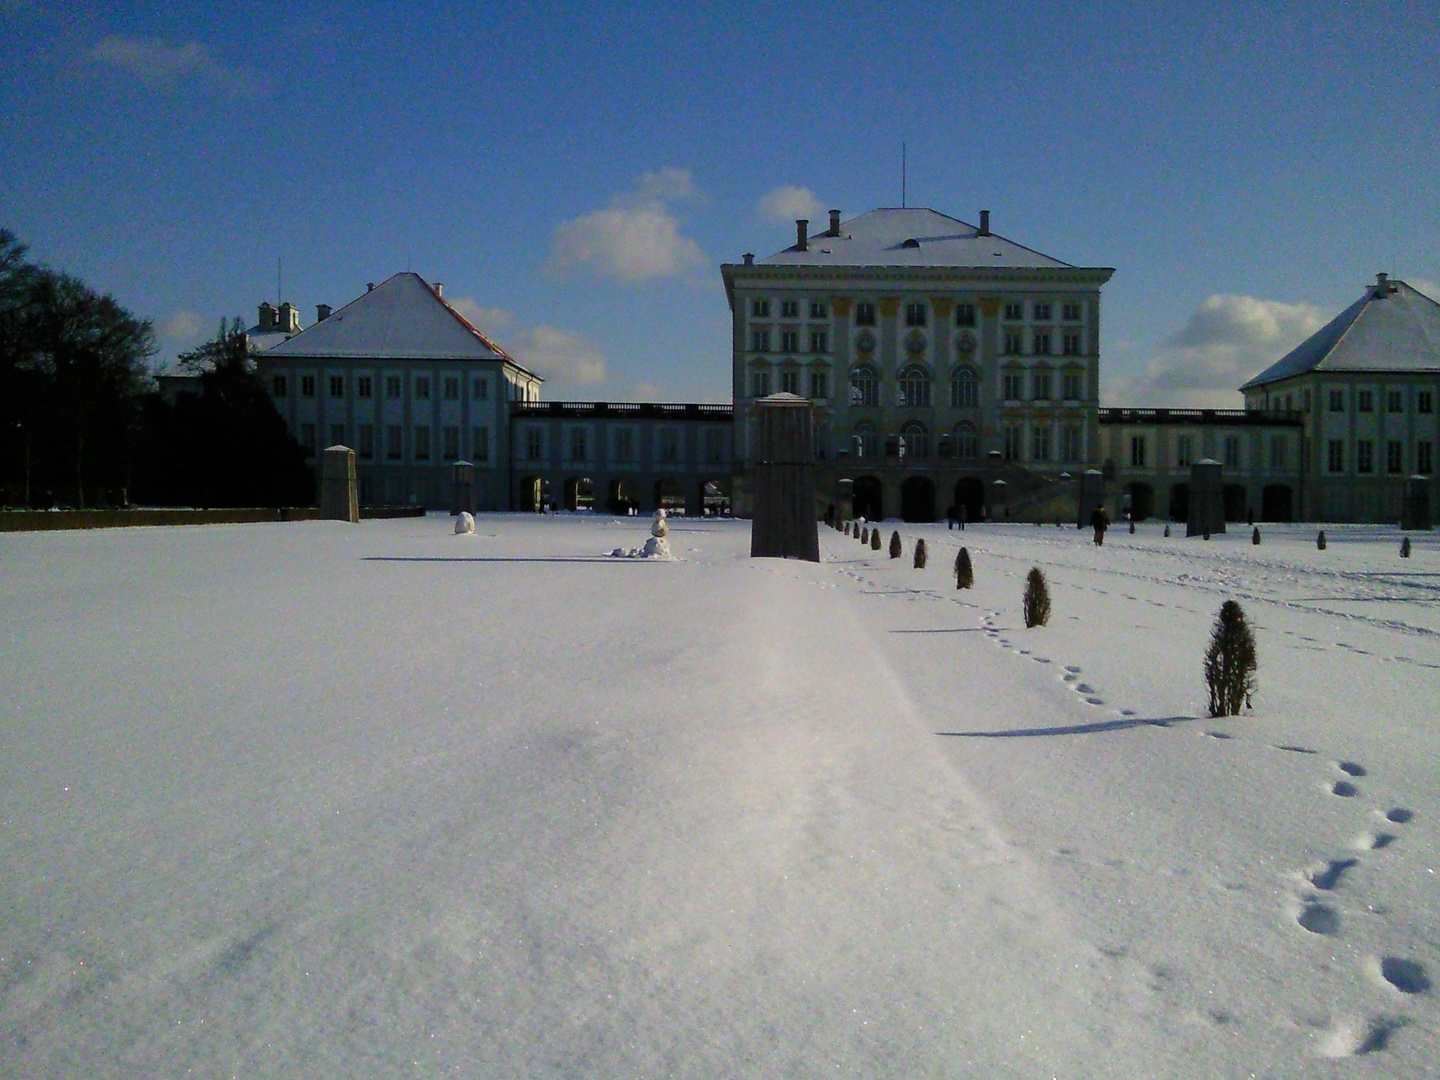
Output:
[
  {"xmin": 889, "ymin": 531, "xmax": 901, "ymax": 559},
  {"xmin": 1204, "ymin": 600, "xmax": 1258, "ymax": 717},
  {"xmin": 1317, "ymin": 529, "xmax": 1327, "ymax": 550},
  {"xmin": 913, "ymin": 537, "xmax": 927, "ymax": 568},
  {"xmin": 870, "ymin": 528, "xmax": 881, "ymax": 550},
  {"xmin": 955, "ymin": 547, "xmax": 973, "ymax": 589},
  {"xmin": 455, "ymin": 512, "xmax": 475, "ymax": 535},
  {"xmin": 1023, "ymin": 567, "xmax": 1050, "ymax": 627}
]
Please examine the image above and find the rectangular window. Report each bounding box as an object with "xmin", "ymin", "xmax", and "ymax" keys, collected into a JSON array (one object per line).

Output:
[
  {"xmin": 1419, "ymin": 441, "xmax": 1434, "ymax": 475},
  {"xmin": 1032, "ymin": 370, "xmax": 1052, "ymax": 401},
  {"xmin": 1130, "ymin": 435, "xmax": 1147, "ymax": 468},
  {"xmin": 1419, "ymin": 390, "xmax": 1434, "ymax": 415},
  {"xmin": 1268, "ymin": 435, "xmax": 1286, "ymax": 469},
  {"xmin": 955, "ymin": 303, "xmax": 976, "ymax": 327},
  {"xmin": 614, "ymin": 428, "xmax": 633, "ymax": 462},
  {"xmin": 443, "ymin": 425, "xmax": 459, "ymax": 461},
  {"xmin": 904, "ymin": 302, "xmax": 927, "ymax": 327},
  {"xmin": 1358, "ymin": 389, "xmax": 1373, "ymax": 413},
  {"xmin": 1176, "ymin": 435, "xmax": 1193, "ymax": 467},
  {"xmin": 358, "ymin": 424, "xmax": 374, "ymax": 460},
  {"xmin": 779, "ymin": 370, "xmax": 800, "ymax": 395},
  {"xmin": 1062, "ymin": 330, "xmax": 1082, "ymax": 355},
  {"xmin": 385, "ymin": 375, "xmax": 402, "ymax": 399},
  {"xmin": 1062, "ymin": 370, "xmax": 1082, "ymax": 400},
  {"xmin": 1062, "ymin": 301, "xmax": 1082, "ymax": 321},
  {"xmin": 810, "ymin": 329, "xmax": 828, "ymax": 353},
  {"xmin": 1032, "ymin": 332, "xmax": 1052, "ymax": 356},
  {"xmin": 1357, "ymin": 439, "xmax": 1374, "ymax": 473},
  {"xmin": 750, "ymin": 328, "xmax": 771, "ymax": 352},
  {"xmin": 1327, "ymin": 440, "xmax": 1344, "ymax": 472},
  {"xmin": 386, "ymin": 425, "xmax": 402, "ymax": 460},
  {"xmin": 301, "ymin": 375, "xmax": 316, "ymax": 397},
  {"xmin": 1061, "ymin": 425, "xmax": 1082, "ymax": 462},
  {"xmin": 705, "ymin": 428, "xmax": 724, "ymax": 463},
  {"xmin": 414, "ymin": 425, "xmax": 431, "ymax": 461},
  {"xmin": 1388, "ymin": 389, "xmax": 1404, "ymax": 413},
  {"xmin": 751, "ymin": 370, "xmax": 771, "ymax": 397},
  {"xmin": 854, "ymin": 302, "xmax": 876, "ymax": 326},
  {"xmin": 329, "ymin": 375, "xmax": 344, "ymax": 397},
  {"xmin": 329, "ymin": 423, "xmax": 345, "ymax": 447},
  {"xmin": 1223, "ymin": 435, "xmax": 1241, "ymax": 468},
  {"xmin": 1002, "ymin": 331, "xmax": 1023, "ymax": 355},
  {"xmin": 780, "ymin": 299, "xmax": 798, "ymax": 318},
  {"xmin": 809, "ymin": 300, "xmax": 827, "ymax": 319},
  {"xmin": 299, "ymin": 422, "xmax": 316, "ymax": 457},
  {"xmin": 525, "ymin": 428, "xmax": 543, "ymax": 461},
  {"xmin": 780, "ymin": 329, "xmax": 799, "ymax": 352},
  {"xmin": 272, "ymin": 375, "xmax": 287, "ymax": 396},
  {"xmin": 1003, "ymin": 425, "xmax": 1022, "ymax": 461},
  {"xmin": 473, "ymin": 376, "xmax": 489, "ymax": 400},
  {"xmin": 1032, "ymin": 425, "xmax": 1051, "ymax": 462},
  {"xmin": 1387, "ymin": 440, "xmax": 1404, "ymax": 474},
  {"xmin": 569, "ymin": 427, "xmax": 587, "ymax": 461},
  {"xmin": 415, "ymin": 377, "xmax": 431, "ymax": 400},
  {"xmin": 357, "ymin": 375, "xmax": 372, "ymax": 398},
  {"xmin": 1003, "ymin": 302, "xmax": 1023, "ymax": 321},
  {"xmin": 1329, "ymin": 389, "xmax": 1344, "ymax": 412},
  {"xmin": 1002, "ymin": 371, "xmax": 1023, "ymax": 400},
  {"xmin": 660, "ymin": 429, "xmax": 679, "ymax": 463},
  {"xmin": 751, "ymin": 298, "xmax": 770, "ymax": 317},
  {"xmin": 443, "ymin": 376, "xmax": 459, "ymax": 401},
  {"xmin": 471, "ymin": 426, "xmax": 489, "ymax": 462},
  {"xmin": 809, "ymin": 371, "xmax": 828, "ymax": 399},
  {"xmin": 1033, "ymin": 302, "xmax": 1052, "ymax": 321}
]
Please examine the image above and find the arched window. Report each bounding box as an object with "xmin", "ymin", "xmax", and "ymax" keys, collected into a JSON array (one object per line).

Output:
[
  {"xmin": 849, "ymin": 365, "xmax": 879, "ymax": 407},
  {"xmin": 952, "ymin": 422, "xmax": 978, "ymax": 461},
  {"xmin": 852, "ymin": 421, "xmax": 879, "ymax": 459},
  {"xmin": 897, "ymin": 365, "xmax": 931, "ymax": 407},
  {"xmin": 951, "ymin": 366, "xmax": 978, "ymax": 407},
  {"xmin": 901, "ymin": 421, "xmax": 930, "ymax": 460}
]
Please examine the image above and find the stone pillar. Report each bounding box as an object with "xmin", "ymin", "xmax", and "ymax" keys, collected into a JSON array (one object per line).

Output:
[
  {"xmin": 1188, "ymin": 459, "xmax": 1225, "ymax": 536},
  {"xmin": 451, "ymin": 460, "xmax": 474, "ymax": 515},
  {"xmin": 321, "ymin": 445, "xmax": 359, "ymax": 522},
  {"xmin": 1077, "ymin": 469, "xmax": 1105, "ymax": 529},
  {"xmin": 750, "ymin": 393, "xmax": 820, "ymax": 561},
  {"xmin": 1401, "ymin": 475, "xmax": 1432, "ymax": 530}
]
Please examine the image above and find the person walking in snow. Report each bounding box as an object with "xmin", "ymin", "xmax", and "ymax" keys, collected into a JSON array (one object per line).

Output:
[{"xmin": 1090, "ymin": 504, "xmax": 1110, "ymax": 547}]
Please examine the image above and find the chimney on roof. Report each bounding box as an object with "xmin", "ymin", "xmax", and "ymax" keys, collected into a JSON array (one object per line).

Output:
[
  {"xmin": 743, "ymin": 252, "xmax": 754, "ymax": 266},
  {"xmin": 316, "ymin": 303, "xmax": 332, "ymax": 322},
  {"xmin": 257, "ymin": 301, "xmax": 276, "ymax": 331},
  {"xmin": 278, "ymin": 301, "xmax": 299, "ymax": 333},
  {"xmin": 978, "ymin": 210, "xmax": 991, "ymax": 237},
  {"xmin": 829, "ymin": 209, "xmax": 841, "ymax": 236},
  {"xmin": 433, "ymin": 281, "xmax": 443, "ymax": 297},
  {"xmin": 1376, "ymin": 272, "xmax": 1392, "ymax": 295},
  {"xmin": 796, "ymin": 219, "xmax": 809, "ymax": 251},
  {"xmin": 367, "ymin": 282, "xmax": 375, "ymax": 292}
]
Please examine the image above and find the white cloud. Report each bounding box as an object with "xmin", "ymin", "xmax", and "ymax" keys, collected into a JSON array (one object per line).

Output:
[
  {"xmin": 1409, "ymin": 277, "xmax": 1440, "ymax": 302},
  {"xmin": 450, "ymin": 298, "xmax": 605, "ymax": 388},
  {"xmin": 157, "ymin": 309, "xmax": 206, "ymax": 343},
  {"xmin": 447, "ymin": 297, "xmax": 514, "ymax": 334},
  {"xmin": 1107, "ymin": 294, "xmax": 1327, "ymax": 408},
  {"xmin": 757, "ymin": 185, "xmax": 826, "ymax": 224},
  {"xmin": 89, "ymin": 36, "xmax": 254, "ymax": 94},
  {"xmin": 546, "ymin": 170, "xmax": 705, "ymax": 284}
]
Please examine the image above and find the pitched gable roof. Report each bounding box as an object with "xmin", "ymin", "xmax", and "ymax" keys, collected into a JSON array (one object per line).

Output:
[
  {"xmin": 758, "ymin": 208, "xmax": 1073, "ymax": 269},
  {"xmin": 264, "ymin": 273, "xmax": 530, "ymax": 370},
  {"xmin": 1242, "ymin": 277, "xmax": 1440, "ymax": 389}
]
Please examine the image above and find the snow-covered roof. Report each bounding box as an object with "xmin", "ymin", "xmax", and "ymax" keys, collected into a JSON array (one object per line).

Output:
[
  {"xmin": 758, "ymin": 208, "xmax": 1072, "ymax": 269},
  {"xmin": 264, "ymin": 272, "xmax": 528, "ymax": 369},
  {"xmin": 1242, "ymin": 276, "xmax": 1440, "ymax": 389},
  {"xmin": 246, "ymin": 327, "xmax": 299, "ymax": 353}
]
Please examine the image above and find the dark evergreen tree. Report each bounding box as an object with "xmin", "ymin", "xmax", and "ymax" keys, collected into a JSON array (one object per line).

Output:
[
  {"xmin": 1317, "ymin": 529, "xmax": 1327, "ymax": 550},
  {"xmin": 955, "ymin": 547, "xmax": 973, "ymax": 589},
  {"xmin": 1204, "ymin": 600, "xmax": 1258, "ymax": 717},
  {"xmin": 1252, "ymin": 526, "xmax": 1261, "ymax": 545},
  {"xmin": 913, "ymin": 537, "xmax": 927, "ymax": 568},
  {"xmin": 1401, "ymin": 536, "xmax": 1412, "ymax": 558},
  {"xmin": 1023, "ymin": 567, "xmax": 1050, "ymax": 627},
  {"xmin": 870, "ymin": 527, "xmax": 881, "ymax": 550},
  {"xmin": 889, "ymin": 530, "xmax": 901, "ymax": 558}
]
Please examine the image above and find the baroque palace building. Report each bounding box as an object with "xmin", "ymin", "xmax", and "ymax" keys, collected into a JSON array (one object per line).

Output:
[{"xmin": 722, "ymin": 208, "xmax": 1114, "ymax": 521}]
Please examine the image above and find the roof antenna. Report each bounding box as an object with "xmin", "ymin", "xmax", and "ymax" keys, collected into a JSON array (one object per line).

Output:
[
  {"xmin": 277, "ymin": 256, "xmax": 282, "ymax": 306},
  {"xmin": 902, "ymin": 141, "xmax": 907, "ymax": 208}
]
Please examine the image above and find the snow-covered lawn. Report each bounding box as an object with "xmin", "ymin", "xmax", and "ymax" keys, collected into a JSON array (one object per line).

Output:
[{"xmin": 2, "ymin": 514, "xmax": 1437, "ymax": 1078}]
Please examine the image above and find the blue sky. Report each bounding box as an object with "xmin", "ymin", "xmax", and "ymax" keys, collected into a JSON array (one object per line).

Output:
[{"xmin": 3, "ymin": 0, "xmax": 1437, "ymax": 406}]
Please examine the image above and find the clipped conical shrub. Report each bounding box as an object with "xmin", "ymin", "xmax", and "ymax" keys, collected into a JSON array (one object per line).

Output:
[
  {"xmin": 871, "ymin": 527, "xmax": 881, "ymax": 550},
  {"xmin": 914, "ymin": 537, "xmax": 927, "ymax": 568},
  {"xmin": 1023, "ymin": 567, "xmax": 1050, "ymax": 627},
  {"xmin": 1129, "ymin": 519, "xmax": 1136, "ymax": 534},
  {"xmin": 889, "ymin": 530, "xmax": 902, "ymax": 559},
  {"xmin": 955, "ymin": 547, "xmax": 973, "ymax": 589},
  {"xmin": 843, "ymin": 521, "xmax": 850, "ymax": 536},
  {"xmin": 1401, "ymin": 535, "xmax": 1412, "ymax": 558},
  {"xmin": 1204, "ymin": 600, "xmax": 1258, "ymax": 717},
  {"xmin": 861, "ymin": 526, "xmax": 869, "ymax": 544},
  {"xmin": 1164, "ymin": 523, "xmax": 1171, "ymax": 537},
  {"xmin": 1252, "ymin": 526, "xmax": 1261, "ymax": 545},
  {"xmin": 1317, "ymin": 529, "xmax": 1327, "ymax": 550}
]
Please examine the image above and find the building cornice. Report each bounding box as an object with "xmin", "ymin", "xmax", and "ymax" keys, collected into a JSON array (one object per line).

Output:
[{"xmin": 720, "ymin": 264, "xmax": 1115, "ymax": 310}]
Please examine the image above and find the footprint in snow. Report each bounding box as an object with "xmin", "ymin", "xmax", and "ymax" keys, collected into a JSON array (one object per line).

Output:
[
  {"xmin": 1382, "ymin": 808, "xmax": 1414, "ymax": 824},
  {"xmin": 1316, "ymin": 1016, "xmax": 1407, "ymax": 1058},
  {"xmin": 1335, "ymin": 761, "xmax": 1367, "ymax": 777},
  {"xmin": 1354, "ymin": 831, "xmax": 1396, "ymax": 851},
  {"xmin": 1305, "ymin": 858, "xmax": 1358, "ymax": 891},
  {"xmin": 1297, "ymin": 901, "xmax": 1341, "ymax": 935},
  {"xmin": 1065, "ymin": 665, "xmax": 1082, "ymax": 673},
  {"xmin": 1331, "ymin": 780, "xmax": 1360, "ymax": 798},
  {"xmin": 1206, "ymin": 731, "xmax": 1233, "ymax": 740},
  {"xmin": 1372, "ymin": 957, "xmax": 1431, "ymax": 995},
  {"xmin": 1275, "ymin": 744, "xmax": 1318, "ymax": 755}
]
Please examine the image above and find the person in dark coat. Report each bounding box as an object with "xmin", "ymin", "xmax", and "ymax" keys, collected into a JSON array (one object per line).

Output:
[{"xmin": 1090, "ymin": 504, "xmax": 1110, "ymax": 546}]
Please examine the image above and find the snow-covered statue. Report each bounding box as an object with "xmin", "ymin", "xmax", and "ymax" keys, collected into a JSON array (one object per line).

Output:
[
  {"xmin": 455, "ymin": 511, "xmax": 475, "ymax": 534},
  {"xmin": 641, "ymin": 508, "xmax": 672, "ymax": 558}
]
